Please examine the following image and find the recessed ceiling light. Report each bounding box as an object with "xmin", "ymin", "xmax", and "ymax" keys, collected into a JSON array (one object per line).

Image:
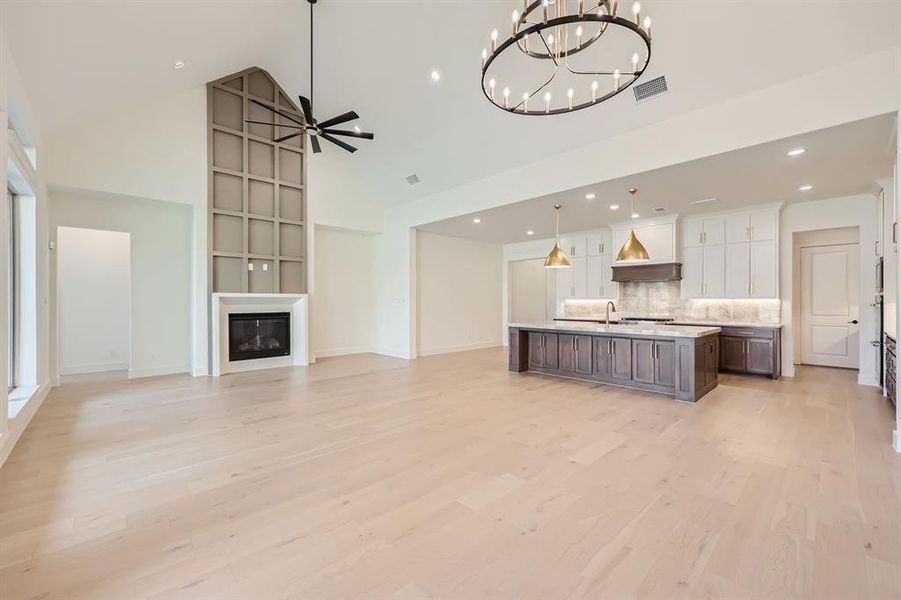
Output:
[
  {"xmin": 473, "ymin": 218, "xmax": 481, "ymax": 224},
  {"xmin": 631, "ymin": 212, "xmax": 640, "ymax": 219},
  {"xmin": 526, "ymin": 230, "xmax": 534, "ymax": 236},
  {"xmin": 609, "ymin": 204, "xmax": 620, "ymax": 211},
  {"xmin": 786, "ymin": 147, "xmax": 806, "ymax": 157},
  {"xmin": 430, "ymin": 69, "xmax": 442, "ymax": 84},
  {"xmin": 799, "ymin": 185, "xmax": 813, "ymax": 191},
  {"xmin": 585, "ymin": 193, "xmax": 596, "ymax": 200},
  {"xmin": 174, "ymin": 59, "xmax": 186, "ymax": 69}
]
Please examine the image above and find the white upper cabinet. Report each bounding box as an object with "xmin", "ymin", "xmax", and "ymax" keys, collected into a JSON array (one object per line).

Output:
[
  {"xmin": 684, "ymin": 204, "xmax": 780, "ymax": 299},
  {"xmin": 587, "ymin": 229, "xmax": 612, "ymax": 257},
  {"xmin": 612, "ymin": 216, "xmax": 678, "ymax": 263}
]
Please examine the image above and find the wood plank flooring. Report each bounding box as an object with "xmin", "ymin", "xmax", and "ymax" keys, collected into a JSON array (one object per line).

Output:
[{"xmin": 1, "ymin": 349, "xmax": 899, "ymax": 599}]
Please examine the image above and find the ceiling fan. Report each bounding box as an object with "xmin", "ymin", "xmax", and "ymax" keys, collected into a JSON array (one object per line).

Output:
[{"xmin": 246, "ymin": 0, "xmax": 373, "ymax": 154}]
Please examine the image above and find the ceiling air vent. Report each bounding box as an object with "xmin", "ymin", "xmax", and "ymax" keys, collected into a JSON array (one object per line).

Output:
[
  {"xmin": 653, "ymin": 207, "xmax": 666, "ymax": 213},
  {"xmin": 405, "ymin": 174, "xmax": 421, "ymax": 185},
  {"xmin": 633, "ymin": 75, "xmax": 668, "ymax": 102}
]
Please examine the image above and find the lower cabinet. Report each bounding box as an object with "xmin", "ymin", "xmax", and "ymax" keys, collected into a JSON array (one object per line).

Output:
[
  {"xmin": 716, "ymin": 326, "xmax": 780, "ymax": 378},
  {"xmin": 592, "ymin": 336, "xmax": 633, "ymax": 382},
  {"xmin": 632, "ymin": 339, "xmax": 675, "ymax": 386},
  {"xmin": 528, "ymin": 332, "xmax": 559, "ymax": 370},
  {"xmin": 559, "ymin": 334, "xmax": 592, "ymax": 375}
]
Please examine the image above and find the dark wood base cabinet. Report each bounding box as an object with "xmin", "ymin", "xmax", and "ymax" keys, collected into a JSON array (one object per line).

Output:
[
  {"xmin": 509, "ymin": 327, "xmax": 719, "ymax": 403},
  {"xmin": 714, "ymin": 326, "xmax": 781, "ymax": 379},
  {"xmin": 886, "ymin": 334, "xmax": 896, "ymax": 407}
]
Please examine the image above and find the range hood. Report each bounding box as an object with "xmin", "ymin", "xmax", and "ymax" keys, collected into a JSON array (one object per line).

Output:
[{"xmin": 611, "ymin": 262, "xmax": 682, "ymax": 283}]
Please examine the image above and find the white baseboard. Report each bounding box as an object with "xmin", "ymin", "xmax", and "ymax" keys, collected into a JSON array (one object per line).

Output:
[
  {"xmin": 314, "ymin": 346, "xmax": 372, "ymax": 359},
  {"xmin": 417, "ymin": 342, "xmax": 502, "ymax": 357},
  {"xmin": 128, "ymin": 364, "xmax": 191, "ymax": 379},
  {"xmin": 191, "ymin": 367, "xmax": 209, "ymax": 377},
  {"xmin": 894, "ymin": 430, "xmax": 901, "ymax": 454},
  {"xmin": 858, "ymin": 373, "xmax": 880, "ymax": 387},
  {"xmin": 371, "ymin": 347, "xmax": 416, "ymax": 360},
  {"xmin": 59, "ymin": 360, "xmax": 129, "ymax": 376},
  {"xmin": 0, "ymin": 381, "xmax": 51, "ymax": 468}
]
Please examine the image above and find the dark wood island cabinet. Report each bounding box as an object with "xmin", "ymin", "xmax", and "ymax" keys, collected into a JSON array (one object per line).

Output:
[{"xmin": 509, "ymin": 322, "xmax": 720, "ymax": 403}]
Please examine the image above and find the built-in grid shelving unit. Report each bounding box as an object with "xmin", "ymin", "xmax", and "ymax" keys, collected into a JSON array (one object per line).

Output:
[{"xmin": 207, "ymin": 67, "xmax": 306, "ymax": 294}]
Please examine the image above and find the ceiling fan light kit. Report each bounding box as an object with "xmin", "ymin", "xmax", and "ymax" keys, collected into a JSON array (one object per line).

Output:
[
  {"xmin": 246, "ymin": 0, "xmax": 374, "ymax": 154},
  {"xmin": 481, "ymin": 0, "xmax": 653, "ymax": 115}
]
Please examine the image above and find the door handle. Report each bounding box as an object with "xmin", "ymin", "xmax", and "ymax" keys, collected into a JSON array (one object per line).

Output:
[{"xmin": 848, "ymin": 320, "xmax": 859, "ymax": 324}]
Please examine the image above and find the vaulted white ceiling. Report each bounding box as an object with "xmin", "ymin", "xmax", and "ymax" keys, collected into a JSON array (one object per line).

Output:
[{"xmin": 4, "ymin": 1, "xmax": 901, "ymax": 207}]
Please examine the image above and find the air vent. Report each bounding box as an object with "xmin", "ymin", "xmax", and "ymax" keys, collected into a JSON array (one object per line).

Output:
[
  {"xmin": 690, "ymin": 197, "xmax": 719, "ymax": 206},
  {"xmin": 405, "ymin": 174, "xmax": 421, "ymax": 185},
  {"xmin": 653, "ymin": 207, "xmax": 666, "ymax": 213},
  {"xmin": 633, "ymin": 75, "xmax": 668, "ymax": 102}
]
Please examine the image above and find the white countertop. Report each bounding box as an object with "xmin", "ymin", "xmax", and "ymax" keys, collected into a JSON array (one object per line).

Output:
[
  {"xmin": 555, "ymin": 317, "xmax": 783, "ymax": 329},
  {"xmin": 509, "ymin": 321, "xmax": 721, "ymax": 339}
]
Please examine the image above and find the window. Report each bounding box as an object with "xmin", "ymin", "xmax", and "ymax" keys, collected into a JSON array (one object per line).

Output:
[{"xmin": 7, "ymin": 187, "xmax": 15, "ymax": 392}]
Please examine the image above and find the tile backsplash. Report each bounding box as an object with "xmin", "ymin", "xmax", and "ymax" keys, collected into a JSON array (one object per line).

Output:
[{"xmin": 563, "ymin": 281, "xmax": 781, "ymax": 324}]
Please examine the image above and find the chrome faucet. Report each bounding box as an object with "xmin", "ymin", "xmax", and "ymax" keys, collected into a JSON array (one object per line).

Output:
[{"xmin": 605, "ymin": 301, "xmax": 617, "ymax": 327}]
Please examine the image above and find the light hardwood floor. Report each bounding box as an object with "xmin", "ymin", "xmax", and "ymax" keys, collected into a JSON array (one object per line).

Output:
[{"xmin": 1, "ymin": 349, "xmax": 900, "ymax": 599}]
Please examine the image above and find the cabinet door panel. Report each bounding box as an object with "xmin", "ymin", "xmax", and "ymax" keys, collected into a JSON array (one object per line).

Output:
[
  {"xmin": 572, "ymin": 256, "xmax": 587, "ymax": 299},
  {"xmin": 681, "ymin": 245, "xmax": 703, "ymax": 298},
  {"xmin": 654, "ymin": 341, "xmax": 676, "ymax": 387},
  {"xmin": 610, "ymin": 338, "xmax": 632, "ymax": 381},
  {"xmin": 720, "ymin": 336, "xmax": 747, "ymax": 371},
  {"xmin": 575, "ymin": 336, "xmax": 593, "ymax": 375},
  {"xmin": 746, "ymin": 338, "xmax": 774, "ymax": 375},
  {"xmin": 587, "ymin": 230, "xmax": 612, "ymax": 256},
  {"xmin": 528, "ymin": 334, "xmax": 544, "ymax": 368},
  {"xmin": 593, "ymin": 337, "xmax": 613, "ymax": 379},
  {"xmin": 586, "ymin": 255, "xmax": 604, "ymax": 299},
  {"xmin": 558, "ymin": 335, "xmax": 576, "ymax": 373},
  {"xmin": 543, "ymin": 334, "xmax": 559, "ymax": 370},
  {"xmin": 683, "ymin": 219, "xmax": 704, "ymax": 248},
  {"xmin": 702, "ymin": 244, "xmax": 726, "ymax": 298},
  {"xmin": 725, "ymin": 213, "xmax": 750, "ymax": 243},
  {"xmin": 559, "ymin": 235, "xmax": 587, "ymax": 258},
  {"xmin": 632, "ymin": 339, "xmax": 656, "ymax": 384},
  {"xmin": 555, "ymin": 265, "xmax": 573, "ymax": 309},
  {"xmin": 725, "ymin": 243, "xmax": 750, "ymax": 297},
  {"xmin": 705, "ymin": 340, "xmax": 719, "ymax": 387},
  {"xmin": 749, "ymin": 209, "xmax": 777, "ymax": 241},
  {"xmin": 703, "ymin": 216, "xmax": 726, "ymax": 245},
  {"xmin": 750, "ymin": 241, "xmax": 777, "ymax": 298}
]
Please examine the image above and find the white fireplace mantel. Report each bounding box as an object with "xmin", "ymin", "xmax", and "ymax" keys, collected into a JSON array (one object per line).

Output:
[{"xmin": 211, "ymin": 293, "xmax": 309, "ymax": 376}]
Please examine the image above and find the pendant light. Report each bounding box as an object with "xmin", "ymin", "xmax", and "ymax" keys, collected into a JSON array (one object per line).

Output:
[
  {"xmin": 545, "ymin": 204, "xmax": 572, "ymax": 269},
  {"xmin": 616, "ymin": 188, "xmax": 650, "ymax": 262}
]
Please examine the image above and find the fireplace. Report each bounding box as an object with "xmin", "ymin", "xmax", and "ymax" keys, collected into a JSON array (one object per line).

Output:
[{"xmin": 228, "ymin": 312, "xmax": 291, "ymax": 362}]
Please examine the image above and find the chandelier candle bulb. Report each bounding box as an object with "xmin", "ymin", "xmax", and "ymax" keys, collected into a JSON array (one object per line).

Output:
[
  {"xmin": 543, "ymin": 0, "xmax": 549, "ymax": 23},
  {"xmin": 614, "ymin": 69, "xmax": 621, "ymax": 91},
  {"xmin": 567, "ymin": 88, "xmax": 574, "ymax": 109},
  {"xmin": 503, "ymin": 87, "xmax": 510, "ymax": 109},
  {"xmin": 512, "ymin": 10, "xmax": 519, "ymax": 34},
  {"xmin": 522, "ymin": 92, "xmax": 530, "ymax": 112},
  {"xmin": 632, "ymin": 52, "xmax": 639, "ymax": 73},
  {"xmin": 633, "ymin": 1, "xmax": 641, "ymax": 24},
  {"xmin": 591, "ymin": 80, "xmax": 599, "ymax": 102},
  {"xmin": 544, "ymin": 91, "xmax": 552, "ymax": 113},
  {"xmin": 578, "ymin": 0, "xmax": 584, "ymax": 17},
  {"xmin": 576, "ymin": 25, "xmax": 583, "ymax": 48},
  {"xmin": 610, "ymin": 0, "xmax": 618, "ymax": 16},
  {"xmin": 481, "ymin": 48, "xmax": 487, "ymax": 69},
  {"xmin": 643, "ymin": 15, "xmax": 651, "ymax": 37},
  {"xmin": 491, "ymin": 29, "xmax": 498, "ymax": 52},
  {"xmin": 489, "ymin": 78, "xmax": 496, "ymax": 100}
]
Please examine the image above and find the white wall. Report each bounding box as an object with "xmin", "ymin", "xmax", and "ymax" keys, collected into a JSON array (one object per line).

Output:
[
  {"xmin": 781, "ymin": 194, "xmax": 878, "ymax": 383},
  {"xmin": 57, "ymin": 227, "xmax": 130, "ymax": 374},
  {"xmin": 311, "ymin": 227, "xmax": 373, "ymax": 358},
  {"xmin": 370, "ymin": 49, "xmax": 901, "ymax": 361},
  {"xmin": 49, "ymin": 190, "xmax": 192, "ymax": 380},
  {"xmin": 415, "ymin": 231, "xmax": 502, "ymax": 356}
]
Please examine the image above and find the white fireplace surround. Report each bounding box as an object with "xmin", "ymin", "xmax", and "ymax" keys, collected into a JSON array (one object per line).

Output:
[{"xmin": 211, "ymin": 293, "xmax": 309, "ymax": 376}]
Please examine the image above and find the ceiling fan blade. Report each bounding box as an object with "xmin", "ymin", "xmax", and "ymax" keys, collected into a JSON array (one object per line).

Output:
[
  {"xmin": 245, "ymin": 119, "xmax": 302, "ymax": 128},
  {"xmin": 298, "ymin": 95, "xmax": 315, "ymax": 126},
  {"xmin": 320, "ymin": 133, "xmax": 357, "ymax": 153},
  {"xmin": 317, "ymin": 110, "xmax": 359, "ymax": 130},
  {"xmin": 321, "ymin": 128, "xmax": 374, "ymax": 140},
  {"xmin": 274, "ymin": 131, "xmax": 303, "ymax": 144},
  {"xmin": 249, "ymin": 98, "xmax": 306, "ymax": 127},
  {"xmin": 310, "ymin": 135, "xmax": 322, "ymax": 153}
]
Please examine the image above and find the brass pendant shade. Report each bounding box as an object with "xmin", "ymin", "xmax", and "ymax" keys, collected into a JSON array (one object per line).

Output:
[
  {"xmin": 616, "ymin": 188, "xmax": 650, "ymax": 262},
  {"xmin": 545, "ymin": 204, "xmax": 572, "ymax": 269}
]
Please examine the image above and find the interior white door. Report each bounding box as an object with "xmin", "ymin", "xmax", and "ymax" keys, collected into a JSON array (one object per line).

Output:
[
  {"xmin": 800, "ymin": 243, "xmax": 860, "ymax": 368},
  {"xmin": 509, "ymin": 258, "xmax": 551, "ymax": 323}
]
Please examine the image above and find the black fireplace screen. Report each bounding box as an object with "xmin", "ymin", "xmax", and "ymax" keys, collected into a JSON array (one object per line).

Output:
[{"xmin": 228, "ymin": 312, "xmax": 291, "ymax": 362}]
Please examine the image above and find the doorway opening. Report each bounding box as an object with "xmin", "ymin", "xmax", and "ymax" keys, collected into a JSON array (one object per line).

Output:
[
  {"xmin": 794, "ymin": 226, "xmax": 861, "ymax": 370},
  {"xmin": 56, "ymin": 227, "xmax": 131, "ymax": 377}
]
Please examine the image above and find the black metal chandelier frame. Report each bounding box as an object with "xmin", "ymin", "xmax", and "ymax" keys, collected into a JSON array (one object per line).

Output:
[{"xmin": 481, "ymin": 1, "xmax": 652, "ymax": 116}]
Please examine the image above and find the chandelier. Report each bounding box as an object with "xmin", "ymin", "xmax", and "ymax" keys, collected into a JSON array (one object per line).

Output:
[{"xmin": 480, "ymin": 0, "xmax": 652, "ymax": 115}]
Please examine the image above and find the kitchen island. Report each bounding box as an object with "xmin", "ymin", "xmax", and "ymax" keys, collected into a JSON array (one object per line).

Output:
[{"xmin": 508, "ymin": 321, "xmax": 721, "ymax": 402}]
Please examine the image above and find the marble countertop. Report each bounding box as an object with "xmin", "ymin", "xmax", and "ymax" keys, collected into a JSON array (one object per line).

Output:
[
  {"xmin": 509, "ymin": 321, "xmax": 721, "ymax": 339},
  {"xmin": 555, "ymin": 317, "xmax": 782, "ymax": 329}
]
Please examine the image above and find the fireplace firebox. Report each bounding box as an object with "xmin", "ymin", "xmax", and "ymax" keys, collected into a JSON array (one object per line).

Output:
[{"xmin": 228, "ymin": 312, "xmax": 291, "ymax": 362}]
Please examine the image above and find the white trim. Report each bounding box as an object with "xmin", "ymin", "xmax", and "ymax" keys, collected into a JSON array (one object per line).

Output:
[
  {"xmin": 417, "ymin": 342, "xmax": 502, "ymax": 357},
  {"xmin": 314, "ymin": 346, "xmax": 372, "ymax": 359},
  {"xmin": 857, "ymin": 373, "xmax": 880, "ymax": 387},
  {"xmin": 60, "ymin": 360, "xmax": 129, "ymax": 376},
  {"xmin": 128, "ymin": 364, "xmax": 190, "ymax": 379},
  {"xmin": 372, "ymin": 347, "xmax": 415, "ymax": 360},
  {"xmin": 0, "ymin": 382, "xmax": 51, "ymax": 468},
  {"xmin": 893, "ymin": 429, "xmax": 901, "ymax": 454}
]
